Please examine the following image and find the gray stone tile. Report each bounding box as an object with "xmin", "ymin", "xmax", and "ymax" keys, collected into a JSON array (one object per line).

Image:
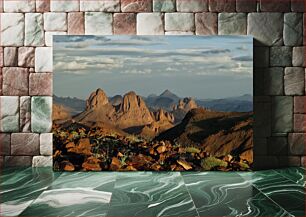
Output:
[
  {"xmin": 292, "ymin": 46, "xmax": 305, "ymax": 67},
  {"xmin": 176, "ymin": 0, "xmax": 207, "ymax": 12},
  {"xmin": 218, "ymin": 13, "xmax": 247, "ymax": 35},
  {"xmin": 272, "ymin": 96, "xmax": 293, "ymax": 133},
  {"xmin": 284, "ymin": 67, "xmax": 305, "ymax": 95},
  {"xmin": 0, "ymin": 96, "xmax": 19, "ymax": 132},
  {"xmin": 288, "ymin": 133, "xmax": 305, "ymax": 155},
  {"xmin": 270, "ymin": 46, "xmax": 292, "ymax": 67},
  {"xmin": 284, "ymin": 13, "xmax": 303, "ymax": 46},
  {"xmin": 264, "ymin": 67, "xmax": 284, "ymax": 95},
  {"xmin": 248, "ymin": 13, "xmax": 283, "ymax": 46}
]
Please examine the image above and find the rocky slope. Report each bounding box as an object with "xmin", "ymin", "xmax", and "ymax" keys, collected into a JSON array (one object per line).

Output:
[
  {"xmin": 53, "ymin": 104, "xmax": 72, "ymax": 122},
  {"xmin": 156, "ymin": 108, "xmax": 253, "ymax": 162}
]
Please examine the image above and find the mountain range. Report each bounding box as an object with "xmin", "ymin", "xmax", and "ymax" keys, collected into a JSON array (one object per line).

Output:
[
  {"xmin": 54, "ymin": 90, "xmax": 252, "ymax": 116},
  {"xmin": 54, "ymin": 89, "xmax": 178, "ymax": 138},
  {"xmin": 53, "ymin": 88, "xmax": 253, "ymax": 163}
]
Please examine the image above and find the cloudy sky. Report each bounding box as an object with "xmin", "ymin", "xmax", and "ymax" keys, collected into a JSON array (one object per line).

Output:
[{"xmin": 53, "ymin": 35, "xmax": 253, "ymax": 100}]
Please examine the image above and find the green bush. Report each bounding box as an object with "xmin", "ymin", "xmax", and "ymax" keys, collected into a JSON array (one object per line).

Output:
[
  {"xmin": 201, "ymin": 157, "xmax": 228, "ymax": 170},
  {"xmin": 185, "ymin": 146, "xmax": 201, "ymax": 153}
]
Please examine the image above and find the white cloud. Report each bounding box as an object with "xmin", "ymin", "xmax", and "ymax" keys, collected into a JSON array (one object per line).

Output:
[
  {"xmin": 120, "ymin": 69, "xmax": 152, "ymax": 75},
  {"xmin": 54, "ymin": 56, "xmax": 124, "ymax": 75},
  {"xmin": 54, "ymin": 61, "xmax": 87, "ymax": 71}
]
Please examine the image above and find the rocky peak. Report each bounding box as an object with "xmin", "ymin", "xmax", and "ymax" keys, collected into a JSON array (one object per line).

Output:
[
  {"xmin": 176, "ymin": 97, "xmax": 198, "ymax": 111},
  {"xmin": 116, "ymin": 91, "xmax": 154, "ymax": 129},
  {"xmin": 86, "ymin": 88, "xmax": 109, "ymax": 110},
  {"xmin": 120, "ymin": 91, "xmax": 146, "ymax": 112},
  {"xmin": 161, "ymin": 89, "xmax": 172, "ymax": 96},
  {"xmin": 153, "ymin": 109, "xmax": 174, "ymax": 123},
  {"xmin": 160, "ymin": 89, "xmax": 180, "ymax": 101}
]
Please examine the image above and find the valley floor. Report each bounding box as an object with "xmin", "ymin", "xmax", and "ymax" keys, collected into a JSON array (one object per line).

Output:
[{"xmin": 0, "ymin": 167, "xmax": 305, "ymax": 217}]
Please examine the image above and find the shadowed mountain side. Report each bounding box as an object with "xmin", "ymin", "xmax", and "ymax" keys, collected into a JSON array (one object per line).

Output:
[{"xmin": 155, "ymin": 108, "xmax": 253, "ymax": 162}]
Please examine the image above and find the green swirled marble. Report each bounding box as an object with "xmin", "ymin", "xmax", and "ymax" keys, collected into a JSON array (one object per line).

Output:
[
  {"xmin": 239, "ymin": 169, "xmax": 305, "ymax": 216},
  {"xmin": 0, "ymin": 167, "xmax": 59, "ymax": 216},
  {"xmin": 275, "ymin": 167, "xmax": 305, "ymax": 187},
  {"xmin": 0, "ymin": 167, "xmax": 305, "ymax": 216},
  {"xmin": 31, "ymin": 96, "xmax": 52, "ymax": 133},
  {"xmin": 19, "ymin": 172, "xmax": 116, "ymax": 216}
]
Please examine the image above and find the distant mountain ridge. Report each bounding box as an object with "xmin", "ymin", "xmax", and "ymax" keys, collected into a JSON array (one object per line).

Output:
[
  {"xmin": 53, "ymin": 95, "xmax": 86, "ymax": 115},
  {"xmin": 54, "ymin": 90, "xmax": 253, "ymax": 119}
]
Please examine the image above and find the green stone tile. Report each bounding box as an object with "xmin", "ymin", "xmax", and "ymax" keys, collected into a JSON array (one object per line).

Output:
[
  {"xmin": 274, "ymin": 167, "xmax": 305, "ymax": 187},
  {"xmin": 0, "ymin": 167, "xmax": 31, "ymax": 184},
  {"xmin": 184, "ymin": 172, "xmax": 290, "ymax": 216},
  {"xmin": 196, "ymin": 188, "xmax": 289, "ymax": 217},
  {"xmin": 153, "ymin": 0, "xmax": 176, "ymax": 12},
  {"xmin": 48, "ymin": 172, "xmax": 116, "ymax": 191},
  {"xmin": 111, "ymin": 171, "xmax": 185, "ymax": 204},
  {"xmin": 115, "ymin": 171, "xmax": 183, "ymax": 187},
  {"xmin": 31, "ymin": 96, "xmax": 52, "ymax": 133},
  {"xmin": 0, "ymin": 167, "xmax": 59, "ymax": 216},
  {"xmin": 19, "ymin": 171, "xmax": 115, "ymax": 216},
  {"xmin": 109, "ymin": 171, "xmax": 198, "ymax": 216},
  {"xmin": 19, "ymin": 188, "xmax": 111, "ymax": 216},
  {"xmin": 111, "ymin": 180, "xmax": 186, "ymax": 204},
  {"xmin": 239, "ymin": 170, "xmax": 305, "ymax": 216},
  {"xmin": 107, "ymin": 198, "xmax": 198, "ymax": 217}
]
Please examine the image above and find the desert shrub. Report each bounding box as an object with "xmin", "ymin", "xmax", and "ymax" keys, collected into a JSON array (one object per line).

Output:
[
  {"xmin": 238, "ymin": 161, "xmax": 250, "ymax": 170},
  {"xmin": 185, "ymin": 146, "xmax": 201, "ymax": 153},
  {"xmin": 201, "ymin": 157, "xmax": 228, "ymax": 170},
  {"xmin": 126, "ymin": 134, "xmax": 143, "ymax": 143}
]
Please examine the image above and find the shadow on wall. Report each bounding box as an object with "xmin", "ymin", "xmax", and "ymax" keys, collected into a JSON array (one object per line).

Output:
[{"xmin": 252, "ymin": 38, "xmax": 293, "ymax": 170}]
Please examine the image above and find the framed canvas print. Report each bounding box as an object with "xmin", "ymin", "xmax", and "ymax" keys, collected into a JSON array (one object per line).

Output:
[{"xmin": 53, "ymin": 36, "xmax": 253, "ymax": 171}]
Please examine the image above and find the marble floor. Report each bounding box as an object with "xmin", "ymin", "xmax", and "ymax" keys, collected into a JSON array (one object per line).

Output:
[{"xmin": 0, "ymin": 167, "xmax": 305, "ymax": 217}]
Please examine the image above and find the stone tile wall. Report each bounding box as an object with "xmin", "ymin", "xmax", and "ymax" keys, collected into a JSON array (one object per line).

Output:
[{"xmin": 0, "ymin": 0, "xmax": 305, "ymax": 169}]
